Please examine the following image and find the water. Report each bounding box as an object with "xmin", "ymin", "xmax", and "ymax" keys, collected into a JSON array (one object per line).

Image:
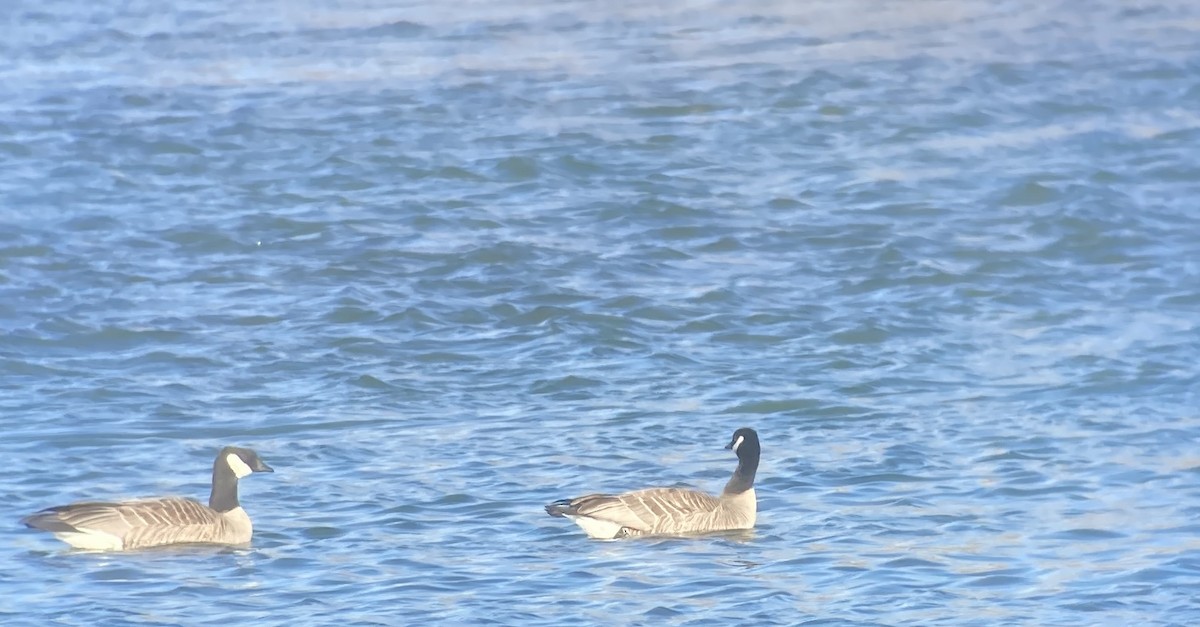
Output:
[{"xmin": 3, "ymin": 0, "xmax": 1199, "ymax": 624}]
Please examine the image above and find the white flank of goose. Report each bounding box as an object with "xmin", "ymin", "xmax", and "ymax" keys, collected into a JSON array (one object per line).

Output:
[
  {"xmin": 545, "ymin": 428, "xmax": 760, "ymax": 539},
  {"xmin": 22, "ymin": 446, "xmax": 273, "ymax": 551}
]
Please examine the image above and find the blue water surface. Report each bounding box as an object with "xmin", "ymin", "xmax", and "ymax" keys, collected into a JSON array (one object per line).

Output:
[{"xmin": 2, "ymin": 1, "xmax": 1199, "ymax": 625}]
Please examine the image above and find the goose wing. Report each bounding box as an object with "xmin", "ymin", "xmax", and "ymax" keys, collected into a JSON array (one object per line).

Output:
[
  {"xmin": 617, "ymin": 488, "xmax": 723, "ymax": 532},
  {"xmin": 552, "ymin": 487, "xmax": 721, "ymax": 533},
  {"xmin": 23, "ymin": 497, "xmax": 221, "ymax": 544}
]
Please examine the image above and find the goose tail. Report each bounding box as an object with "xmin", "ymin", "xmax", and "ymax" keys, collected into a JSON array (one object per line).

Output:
[
  {"xmin": 21, "ymin": 507, "xmax": 77, "ymax": 533},
  {"xmin": 544, "ymin": 499, "xmax": 575, "ymax": 517}
]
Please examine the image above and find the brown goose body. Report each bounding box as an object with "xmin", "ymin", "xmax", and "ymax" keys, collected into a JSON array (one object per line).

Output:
[
  {"xmin": 546, "ymin": 428, "xmax": 760, "ymax": 539},
  {"xmin": 22, "ymin": 446, "xmax": 272, "ymax": 551}
]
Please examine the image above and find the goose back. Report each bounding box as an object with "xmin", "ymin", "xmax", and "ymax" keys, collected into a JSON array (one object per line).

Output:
[
  {"xmin": 551, "ymin": 487, "xmax": 755, "ymax": 538},
  {"xmin": 23, "ymin": 497, "xmax": 253, "ymax": 550}
]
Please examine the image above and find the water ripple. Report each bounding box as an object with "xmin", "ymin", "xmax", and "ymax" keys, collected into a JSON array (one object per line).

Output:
[{"xmin": 3, "ymin": 0, "xmax": 1200, "ymax": 625}]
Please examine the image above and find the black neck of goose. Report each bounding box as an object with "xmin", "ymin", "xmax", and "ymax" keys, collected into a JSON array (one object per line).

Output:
[
  {"xmin": 724, "ymin": 447, "xmax": 759, "ymax": 495},
  {"xmin": 209, "ymin": 459, "xmax": 241, "ymax": 513}
]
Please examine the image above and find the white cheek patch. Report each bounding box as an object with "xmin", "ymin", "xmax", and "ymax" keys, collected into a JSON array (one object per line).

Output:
[
  {"xmin": 732, "ymin": 435, "xmax": 745, "ymax": 453},
  {"xmin": 226, "ymin": 453, "xmax": 254, "ymax": 478}
]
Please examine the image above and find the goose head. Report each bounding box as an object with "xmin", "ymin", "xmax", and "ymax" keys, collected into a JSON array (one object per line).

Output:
[
  {"xmin": 219, "ymin": 446, "xmax": 274, "ymax": 479},
  {"xmin": 725, "ymin": 428, "xmax": 760, "ymax": 460}
]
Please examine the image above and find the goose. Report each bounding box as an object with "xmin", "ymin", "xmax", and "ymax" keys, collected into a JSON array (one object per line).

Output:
[
  {"xmin": 22, "ymin": 446, "xmax": 273, "ymax": 551},
  {"xmin": 545, "ymin": 427, "xmax": 759, "ymax": 539}
]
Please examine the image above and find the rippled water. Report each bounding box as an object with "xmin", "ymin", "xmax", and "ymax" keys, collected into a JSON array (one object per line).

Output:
[{"xmin": 3, "ymin": 0, "xmax": 1200, "ymax": 624}]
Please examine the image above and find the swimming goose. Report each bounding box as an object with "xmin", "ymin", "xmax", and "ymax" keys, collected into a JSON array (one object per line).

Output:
[
  {"xmin": 545, "ymin": 428, "xmax": 759, "ymax": 539},
  {"xmin": 22, "ymin": 446, "xmax": 273, "ymax": 551}
]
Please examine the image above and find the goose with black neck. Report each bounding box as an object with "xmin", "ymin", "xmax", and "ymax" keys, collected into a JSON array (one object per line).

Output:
[{"xmin": 545, "ymin": 428, "xmax": 761, "ymax": 539}]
